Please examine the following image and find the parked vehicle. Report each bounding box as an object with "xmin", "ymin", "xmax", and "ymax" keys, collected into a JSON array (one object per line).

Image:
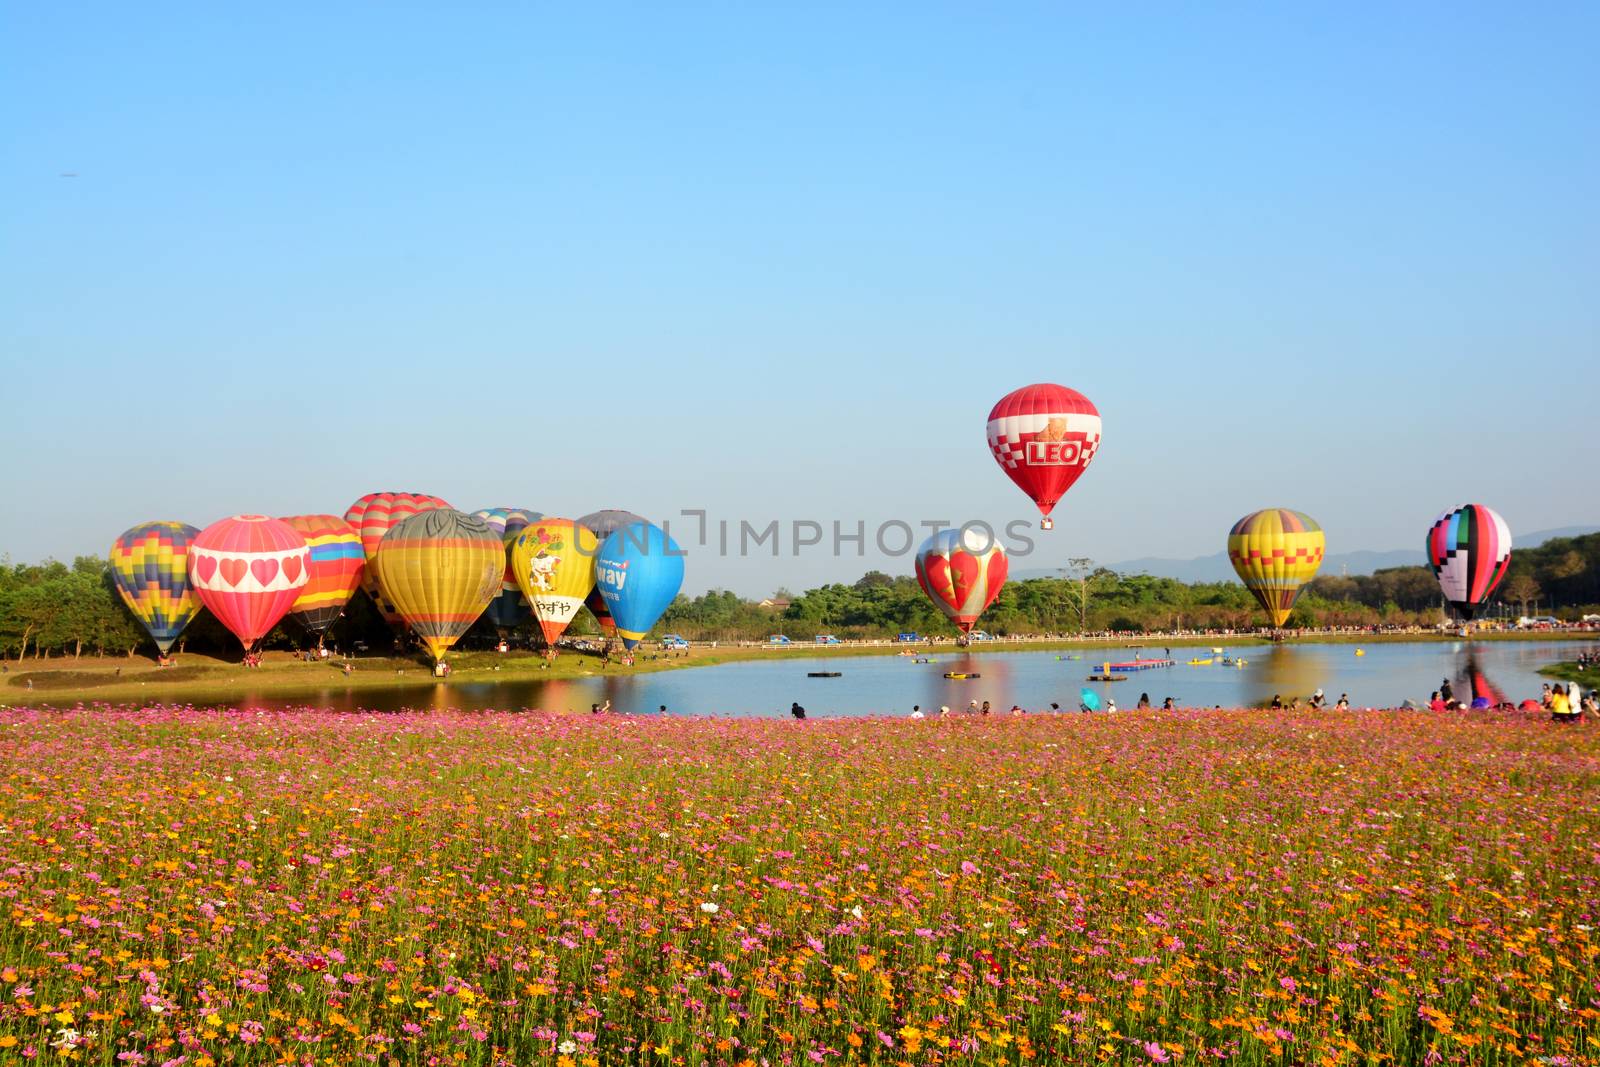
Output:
[
  {"xmin": 660, "ymin": 634, "xmax": 690, "ymax": 650},
  {"xmin": 968, "ymin": 630, "xmax": 995, "ymax": 641},
  {"xmin": 896, "ymin": 632, "xmax": 920, "ymax": 643},
  {"xmin": 814, "ymin": 634, "xmax": 841, "ymax": 645},
  {"xmin": 767, "ymin": 635, "xmax": 793, "ymax": 646}
]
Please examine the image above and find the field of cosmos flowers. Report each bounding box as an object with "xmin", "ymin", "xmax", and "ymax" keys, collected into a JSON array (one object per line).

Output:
[{"xmin": 0, "ymin": 706, "xmax": 1596, "ymax": 1067}]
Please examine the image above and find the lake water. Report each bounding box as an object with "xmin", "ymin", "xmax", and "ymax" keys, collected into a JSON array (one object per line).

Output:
[{"xmin": 215, "ymin": 640, "xmax": 1592, "ymax": 716}]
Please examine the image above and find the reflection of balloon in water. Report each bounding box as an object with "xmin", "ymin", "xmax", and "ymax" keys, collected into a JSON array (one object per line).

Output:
[
  {"xmin": 1227, "ymin": 509, "xmax": 1325, "ymax": 628},
  {"xmin": 372, "ymin": 509, "xmax": 504, "ymax": 662},
  {"xmin": 471, "ymin": 507, "xmax": 543, "ymax": 631},
  {"xmin": 510, "ymin": 518, "xmax": 599, "ymax": 647},
  {"xmin": 1426, "ymin": 505, "xmax": 1512, "ymax": 620},
  {"xmin": 109, "ymin": 521, "xmax": 202, "ymax": 654},
  {"xmin": 986, "ymin": 384, "xmax": 1102, "ymax": 529},
  {"xmin": 344, "ymin": 492, "xmax": 452, "ymax": 626},
  {"xmin": 913, "ymin": 528, "xmax": 1008, "ymax": 635},
  {"xmin": 577, "ymin": 509, "xmax": 645, "ymax": 637},
  {"xmin": 188, "ymin": 515, "xmax": 310, "ymax": 653},
  {"xmin": 279, "ymin": 515, "xmax": 365, "ymax": 636},
  {"xmin": 593, "ymin": 521, "xmax": 684, "ymax": 650}
]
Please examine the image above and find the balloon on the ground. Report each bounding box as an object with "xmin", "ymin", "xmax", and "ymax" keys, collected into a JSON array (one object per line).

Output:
[
  {"xmin": 188, "ymin": 515, "xmax": 310, "ymax": 652},
  {"xmin": 471, "ymin": 507, "xmax": 543, "ymax": 631},
  {"xmin": 913, "ymin": 527, "xmax": 1008, "ymax": 635},
  {"xmin": 510, "ymin": 518, "xmax": 599, "ymax": 647},
  {"xmin": 986, "ymin": 383, "xmax": 1102, "ymax": 529},
  {"xmin": 109, "ymin": 521, "xmax": 202, "ymax": 654},
  {"xmin": 577, "ymin": 509, "xmax": 646, "ymax": 637},
  {"xmin": 279, "ymin": 515, "xmax": 365, "ymax": 635},
  {"xmin": 372, "ymin": 509, "xmax": 503, "ymax": 661},
  {"xmin": 1227, "ymin": 509, "xmax": 1325, "ymax": 628},
  {"xmin": 1426, "ymin": 504, "xmax": 1512, "ymax": 620},
  {"xmin": 344, "ymin": 492, "xmax": 452, "ymax": 626},
  {"xmin": 593, "ymin": 521, "xmax": 684, "ymax": 650}
]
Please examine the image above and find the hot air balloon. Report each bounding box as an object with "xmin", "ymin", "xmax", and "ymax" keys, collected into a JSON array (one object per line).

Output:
[
  {"xmin": 592, "ymin": 521, "xmax": 684, "ymax": 650},
  {"xmin": 188, "ymin": 515, "xmax": 310, "ymax": 655},
  {"xmin": 344, "ymin": 492, "xmax": 452, "ymax": 626},
  {"xmin": 986, "ymin": 384, "xmax": 1102, "ymax": 529},
  {"xmin": 279, "ymin": 515, "xmax": 365, "ymax": 640},
  {"xmin": 1426, "ymin": 505, "xmax": 1512, "ymax": 621},
  {"xmin": 913, "ymin": 527, "xmax": 1009, "ymax": 638},
  {"xmin": 1227, "ymin": 509, "xmax": 1325, "ymax": 629},
  {"xmin": 109, "ymin": 522, "xmax": 202, "ymax": 656},
  {"xmin": 471, "ymin": 507, "xmax": 543, "ymax": 631},
  {"xmin": 509, "ymin": 518, "xmax": 600, "ymax": 648},
  {"xmin": 372, "ymin": 509, "xmax": 503, "ymax": 662},
  {"xmin": 577, "ymin": 509, "xmax": 645, "ymax": 639}
]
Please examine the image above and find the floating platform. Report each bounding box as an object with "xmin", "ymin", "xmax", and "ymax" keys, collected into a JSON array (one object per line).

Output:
[
  {"xmin": 913, "ymin": 657, "xmax": 936, "ymax": 664},
  {"xmin": 1104, "ymin": 659, "xmax": 1175, "ymax": 671},
  {"xmin": 1088, "ymin": 673, "xmax": 1127, "ymax": 682},
  {"xmin": 943, "ymin": 672, "xmax": 981, "ymax": 679},
  {"xmin": 807, "ymin": 671, "xmax": 842, "ymax": 678}
]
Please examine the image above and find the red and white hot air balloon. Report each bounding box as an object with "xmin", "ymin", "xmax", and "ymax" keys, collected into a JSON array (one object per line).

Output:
[
  {"xmin": 344, "ymin": 491, "xmax": 452, "ymax": 626},
  {"xmin": 914, "ymin": 528, "xmax": 1008, "ymax": 636},
  {"xmin": 188, "ymin": 515, "xmax": 310, "ymax": 653},
  {"xmin": 986, "ymin": 383, "xmax": 1101, "ymax": 529}
]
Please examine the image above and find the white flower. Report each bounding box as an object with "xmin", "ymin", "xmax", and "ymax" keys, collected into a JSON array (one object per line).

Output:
[
  {"xmin": 850, "ymin": 905, "xmax": 863, "ymax": 920},
  {"xmin": 700, "ymin": 902, "xmax": 720, "ymax": 914},
  {"xmin": 558, "ymin": 1039, "xmax": 578, "ymax": 1054},
  {"xmin": 589, "ymin": 888, "xmax": 603, "ymax": 896}
]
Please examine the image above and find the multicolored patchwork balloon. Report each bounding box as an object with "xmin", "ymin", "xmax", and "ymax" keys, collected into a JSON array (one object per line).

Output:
[
  {"xmin": 987, "ymin": 384, "xmax": 1102, "ymax": 529},
  {"xmin": 510, "ymin": 518, "xmax": 600, "ymax": 647},
  {"xmin": 1426, "ymin": 505, "xmax": 1512, "ymax": 620},
  {"xmin": 109, "ymin": 521, "xmax": 202, "ymax": 654},
  {"xmin": 372, "ymin": 509, "xmax": 503, "ymax": 661},
  {"xmin": 470, "ymin": 506, "xmax": 543, "ymax": 631},
  {"xmin": 344, "ymin": 492, "xmax": 452, "ymax": 626},
  {"xmin": 279, "ymin": 515, "xmax": 365, "ymax": 635},
  {"xmin": 913, "ymin": 527, "xmax": 1009, "ymax": 635},
  {"xmin": 593, "ymin": 521, "xmax": 684, "ymax": 650},
  {"xmin": 1227, "ymin": 509, "xmax": 1325, "ymax": 628},
  {"xmin": 577, "ymin": 509, "xmax": 646, "ymax": 638},
  {"xmin": 188, "ymin": 515, "xmax": 310, "ymax": 652}
]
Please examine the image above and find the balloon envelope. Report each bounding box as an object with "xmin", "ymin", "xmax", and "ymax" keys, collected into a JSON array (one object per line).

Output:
[
  {"xmin": 1227, "ymin": 509, "xmax": 1325, "ymax": 628},
  {"xmin": 913, "ymin": 528, "xmax": 1008, "ymax": 635},
  {"xmin": 189, "ymin": 515, "xmax": 310, "ymax": 651},
  {"xmin": 471, "ymin": 507, "xmax": 543, "ymax": 631},
  {"xmin": 577, "ymin": 509, "xmax": 645, "ymax": 637},
  {"xmin": 344, "ymin": 492, "xmax": 452, "ymax": 626},
  {"xmin": 510, "ymin": 518, "xmax": 599, "ymax": 646},
  {"xmin": 593, "ymin": 522, "xmax": 684, "ymax": 649},
  {"xmin": 110, "ymin": 521, "xmax": 202, "ymax": 654},
  {"xmin": 986, "ymin": 384, "xmax": 1102, "ymax": 526},
  {"xmin": 280, "ymin": 515, "xmax": 365, "ymax": 635},
  {"xmin": 1426, "ymin": 505, "xmax": 1512, "ymax": 620},
  {"xmin": 372, "ymin": 509, "xmax": 503, "ymax": 661}
]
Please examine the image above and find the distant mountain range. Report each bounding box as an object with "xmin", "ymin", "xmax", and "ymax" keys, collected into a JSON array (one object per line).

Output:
[{"xmin": 1014, "ymin": 526, "xmax": 1598, "ymax": 583}]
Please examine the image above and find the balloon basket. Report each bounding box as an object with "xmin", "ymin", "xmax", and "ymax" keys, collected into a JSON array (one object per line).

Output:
[{"xmin": 1040, "ymin": 518, "xmax": 1053, "ymax": 530}]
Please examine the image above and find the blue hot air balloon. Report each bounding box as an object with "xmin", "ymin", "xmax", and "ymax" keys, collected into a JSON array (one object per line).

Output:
[{"xmin": 593, "ymin": 521, "xmax": 684, "ymax": 650}]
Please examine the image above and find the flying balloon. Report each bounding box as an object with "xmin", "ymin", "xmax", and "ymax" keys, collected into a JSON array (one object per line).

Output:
[
  {"xmin": 577, "ymin": 509, "xmax": 645, "ymax": 638},
  {"xmin": 109, "ymin": 521, "xmax": 202, "ymax": 655},
  {"xmin": 471, "ymin": 507, "xmax": 543, "ymax": 631},
  {"xmin": 372, "ymin": 509, "xmax": 503, "ymax": 662},
  {"xmin": 344, "ymin": 492, "xmax": 452, "ymax": 626},
  {"xmin": 279, "ymin": 515, "xmax": 365, "ymax": 637},
  {"xmin": 509, "ymin": 518, "xmax": 600, "ymax": 648},
  {"xmin": 1227, "ymin": 509, "xmax": 1325, "ymax": 629},
  {"xmin": 913, "ymin": 527, "xmax": 1008, "ymax": 636},
  {"xmin": 592, "ymin": 521, "xmax": 684, "ymax": 650},
  {"xmin": 188, "ymin": 515, "xmax": 310, "ymax": 653},
  {"xmin": 986, "ymin": 384, "xmax": 1101, "ymax": 529},
  {"xmin": 1426, "ymin": 504, "xmax": 1512, "ymax": 620}
]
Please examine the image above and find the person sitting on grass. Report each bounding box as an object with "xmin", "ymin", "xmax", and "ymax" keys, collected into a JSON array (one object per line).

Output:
[
  {"xmin": 1335, "ymin": 693, "xmax": 1349, "ymax": 710},
  {"xmin": 791, "ymin": 702, "xmax": 806, "ymax": 720},
  {"xmin": 1550, "ymin": 684, "xmax": 1578, "ymax": 723},
  {"xmin": 1428, "ymin": 691, "xmax": 1447, "ymax": 713}
]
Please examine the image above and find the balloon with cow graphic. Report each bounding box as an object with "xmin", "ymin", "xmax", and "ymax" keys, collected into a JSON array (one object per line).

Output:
[
  {"xmin": 279, "ymin": 515, "xmax": 365, "ymax": 637},
  {"xmin": 1227, "ymin": 508, "xmax": 1325, "ymax": 629},
  {"xmin": 577, "ymin": 509, "xmax": 646, "ymax": 638},
  {"xmin": 372, "ymin": 509, "xmax": 503, "ymax": 662},
  {"xmin": 471, "ymin": 506, "xmax": 543, "ymax": 631},
  {"xmin": 1426, "ymin": 504, "xmax": 1512, "ymax": 620},
  {"xmin": 109, "ymin": 521, "xmax": 203, "ymax": 655},
  {"xmin": 344, "ymin": 491, "xmax": 452, "ymax": 627},
  {"xmin": 188, "ymin": 515, "xmax": 310, "ymax": 653},
  {"xmin": 913, "ymin": 527, "xmax": 1009, "ymax": 636},
  {"xmin": 592, "ymin": 521, "xmax": 684, "ymax": 650},
  {"xmin": 986, "ymin": 383, "xmax": 1102, "ymax": 529},
  {"xmin": 509, "ymin": 518, "xmax": 600, "ymax": 648}
]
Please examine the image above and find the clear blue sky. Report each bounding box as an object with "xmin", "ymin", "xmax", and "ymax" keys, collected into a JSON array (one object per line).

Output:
[{"xmin": 3, "ymin": 3, "xmax": 1597, "ymax": 596}]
